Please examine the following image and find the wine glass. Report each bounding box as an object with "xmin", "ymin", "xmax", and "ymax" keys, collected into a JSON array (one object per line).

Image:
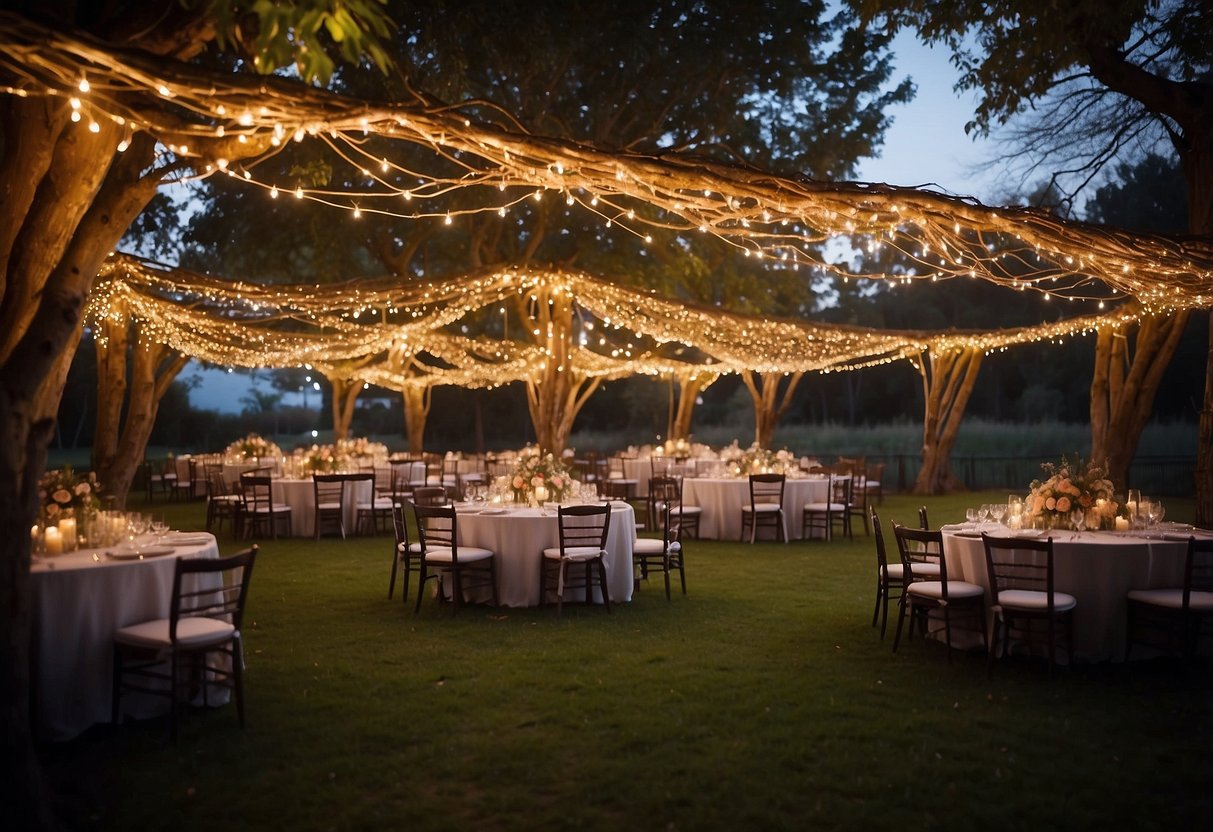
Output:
[
  {"xmin": 978, "ymin": 504, "xmax": 992, "ymax": 527},
  {"xmin": 990, "ymin": 503, "xmax": 1007, "ymax": 526},
  {"xmin": 1070, "ymin": 508, "xmax": 1086, "ymax": 534},
  {"xmin": 126, "ymin": 513, "xmax": 149, "ymax": 552},
  {"xmin": 965, "ymin": 507, "xmax": 979, "ymax": 527},
  {"xmin": 149, "ymin": 514, "xmax": 169, "ymax": 541}
]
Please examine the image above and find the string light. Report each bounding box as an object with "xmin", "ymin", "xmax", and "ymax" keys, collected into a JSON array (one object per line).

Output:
[{"xmin": 1, "ymin": 18, "xmax": 1208, "ymax": 314}]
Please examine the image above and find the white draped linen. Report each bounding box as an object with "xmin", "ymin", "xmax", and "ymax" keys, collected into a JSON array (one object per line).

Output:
[
  {"xmin": 30, "ymin": 535, "xmax": 222, "ymax": 741},
  {"xmin": 272, "ymin": 477, "xmax": 373, "ymax": 537},
  {"xmin": 942, "ymin": 526, "xmax": 1203, "ymax": 662},
  {"xmin": 449, "ymin": 501, "xmax": 634, "ymax": 607},
  {"xmin": 681, "ymin": 476, "xmax": 830, "ymax": 541}
]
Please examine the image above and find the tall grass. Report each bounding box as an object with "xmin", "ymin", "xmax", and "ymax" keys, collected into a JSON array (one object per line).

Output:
[{"xmin": 36, "ymin": 490, "xmax": 1210, "ymax": 831}]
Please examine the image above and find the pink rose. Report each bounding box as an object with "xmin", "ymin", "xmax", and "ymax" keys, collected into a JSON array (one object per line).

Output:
[
  {"xmin": 74, "ymin": 482, "xmax": 91, "ymax": 496},
  {"xmin": 45, "ymin": 503, "xmax": 60, "ymax": 517},
  {"xmin": 1055, "ymin": 496, "xmax": 1071, "ymax": 513},
  {"xmin": 52, "ymin": 489, "xmax": 72, "ymax": 505},
  {"xmin": 512, "ymin": 476, "xmax": 524, "ymax": 489},
  {"xmin": 1033, "ymin": 496, "xmax": 1046, "ymax": 513},
  {"xmin": 531, "ymin": 475, "xmax": 545, "ymax": 487},
  {"xmin": 551, "ymin": 476, "xmax": 563, "ymax": 488},
  {"xmin": 1045, "ymin": 496, "xmax": 1056, "ymax": 511}
]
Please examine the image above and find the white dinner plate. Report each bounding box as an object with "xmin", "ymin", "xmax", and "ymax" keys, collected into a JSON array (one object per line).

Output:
[
  {"xmin": 107, "ymin": 546, "xmax": 177, "ymax": 560},
  {"xmin": 479, "ymin": 508, "xmax": 507, "ymax": 515}
]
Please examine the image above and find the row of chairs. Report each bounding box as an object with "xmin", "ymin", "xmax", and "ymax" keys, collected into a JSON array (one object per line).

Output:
[{"xmin": 871, "ymin": 505, "xmax": 1213, "ymax": 674}]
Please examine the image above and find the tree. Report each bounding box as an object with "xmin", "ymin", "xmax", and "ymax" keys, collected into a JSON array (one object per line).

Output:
[
  {"xmin": 179, "ymin": 0, "xmax": 913, "ymax": 450},
  {"xmin": 852, "ymin": 0, "xmax": 1213, "ymax": 518},
  {"xmin": 0, "ymin": 4, "xmax": 394, "ymax": 827}
]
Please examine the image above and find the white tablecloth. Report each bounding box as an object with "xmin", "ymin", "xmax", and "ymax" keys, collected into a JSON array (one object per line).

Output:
[
  {"xmin": 942, "ymin": 526, "xmax": 1198, "ymax": 662},
  {"xmin": 273, "ymin": 477, "xmax": 373, "ymax": 537},
  {"xmin": 450, "ymin": 502, "xmax": 635, "ymax": 607},
  {"xmin": 30, "ymin": 535, "xmax": 221, "ymax": 741},
  {"xmin": 681, "ymin": 477, "xmax": 830, "ymax": 541}
]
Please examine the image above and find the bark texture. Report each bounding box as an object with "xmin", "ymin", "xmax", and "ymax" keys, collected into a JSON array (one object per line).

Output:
[
  {"xmin": 913, "ymin": 348, "xmax": 983, "ymax": 495},
  {"xmin": 670, "ymin": 370, "xmax": 717, "ymax": 442},
  {"xmin": 739, "ymin": 370, "xmax": 803, "ymax": 449}
]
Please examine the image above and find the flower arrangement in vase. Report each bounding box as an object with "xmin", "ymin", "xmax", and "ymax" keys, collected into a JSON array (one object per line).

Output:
[
  {"xmin": 227, "ymin": 433, "xmax": 282, "ymax": 460},
  {"xmin": 1025, "ymin": 455, "xmax": 1119, "ymax": 530},
  {"xmin": 510, "ymin": 449, "xmax": 573, "ymax": 504}
]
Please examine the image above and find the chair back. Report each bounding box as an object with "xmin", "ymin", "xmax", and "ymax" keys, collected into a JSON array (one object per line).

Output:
[
  {"xmin": 892, "ymin": 523, "xmax": 948, "ymax": 588},
  {"xmin": 413, "ymin": 503, "xmax": 459, "ymax": 556},
  {"xmin": 240, "ymin": 474, "xmax": 275, "ymax": 511},
  {"xmin": 871, "ymin": 506, "xmax": 891, "ymax": 575},
  {"xmin": 828, "ymin": 473, "xmax": 852, "ymax": 508},
  {"xmin": 918, "ymin": 505, "xmax": 930, "ymax": 529},
  {"xmin": 555, "ymin": 504, "xmax": 611, "ymax": 555},
  {"xmin": 981, "ymin": 532, "xmax": 1057, "ymax": 608},
  {"xmin": 651, "ymin": 456, "xmax": 675, "ymax": 478},
  {"xmin": 207, "ymin": 465, "xmax": 232, "ymax": 499},
  {"xmin": 1184, "ymin": 537, "xmax": 1213, "ymax": 608},
  {"xmin": 313, "ymin": 473, "xmax": 348, "ymax": 508},
  {"xmin": 748, "ymin": 473, "xmax": 785, "ymax": 507},
  {"xmin": 412, "ymin": 485, "xmax": 448, "ymax": 506},
  {"xmin": 391, "ymin": 500, "xmax": 411, "ymax": 549},
  {"xmin": 169, "ymin": 546, "xmax": 258, "ymax": 644},
  {"xmin": 648, "ymin": 475, "xmax": 681, "ymax": 511}
]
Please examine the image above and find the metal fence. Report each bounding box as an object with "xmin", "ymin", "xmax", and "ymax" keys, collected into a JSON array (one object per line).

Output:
[{"xmin": 879, "ymin": 455, "xmax": 1197, "ymax": 497}]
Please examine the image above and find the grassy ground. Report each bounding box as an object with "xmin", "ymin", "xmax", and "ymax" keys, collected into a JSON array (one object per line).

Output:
[{"xmin": 39, "ymin": 490, "xmax": 1211, "ymax": 831}]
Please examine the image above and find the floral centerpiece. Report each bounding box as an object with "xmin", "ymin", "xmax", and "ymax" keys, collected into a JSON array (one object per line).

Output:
[
  {"xmin": 39, "ymin": 466, "xmax": 101, "ymax": 521},
  {"xmin": 1026, "ymin": 455, "xmax": 1119, "ymax": 529},
  {"xmin": 226, "ymin": 433, "xmax": 282, "ymax": 460},
  {"xmin": 657, "ymin": 437, "xmax": 692, "ymax": 457},
  {"xmin": 510, "ymin": 449, "xmax": 573, "ymax": 504},
  {"xmin": 336, "ymin": 437, "xmax": 388, "ymax": 462},
  {"xmin": 723, "ymin": 442, "xmax": 799, "ymax": 477},
  {"xmin": 298, "ymin": 443, "xmax": 343, "ymax": 474}
]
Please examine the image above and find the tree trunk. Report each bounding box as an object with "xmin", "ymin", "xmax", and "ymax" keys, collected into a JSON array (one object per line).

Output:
[
  {"xmin": 671, "ymin": 370, "xmax": 717, "ymax": 442},
  {"xmin": 913, "ymin": 348, "xmax": 983, "ymax": 495},
  {"xmin": 739, "ymin": 370, "xmax": 803, "ymax": 448},
  {"xmin": 1187, "ymin": 151, "xmax": 1213, "ymax": 526},
  {"xmin": 93, "ymin": 317, "xmax": 188, "ymax": 505},
  {"xmin": 330, "ymin": 376, "xmax": 361, "ymax": 441},
  {"xmin": 402, "ymin": 384, "xmax": 431, "ymax": 453},
  {"xmin": 1090, "ymin": 308, "xmax": 1190, "ymax": 490},
  {"xmin": 521, "ymin": 287, "xmax": 600, "ymax": 455}
]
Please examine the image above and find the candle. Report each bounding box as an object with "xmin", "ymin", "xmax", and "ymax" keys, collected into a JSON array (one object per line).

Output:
[
  {"xmin": 1115, "ymin": 517, "xmax": 1130, "ymax": 532},
  {"xmin": 31, "ymin": 524, "xmax": 40, "ymax": 551},
  {"xmin": 58, "ymin": 517, "xmax": 76, "ymax": 551},
  {"xmin": 534, "ymin": 485, "xmax": 548, "ymax": 503},
  {"xmin": 44, "ymin": 526, "xmax": 62, "ymax": 556}
]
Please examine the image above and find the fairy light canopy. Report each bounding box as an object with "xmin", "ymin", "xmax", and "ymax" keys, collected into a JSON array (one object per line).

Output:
[
  {"xmin": 89, "ymin": 253, "xmax": 1149, "ymax": 395},
  {"xmin": 3, "ymin": 13, "xmax": 1212, "ymax": 316}
]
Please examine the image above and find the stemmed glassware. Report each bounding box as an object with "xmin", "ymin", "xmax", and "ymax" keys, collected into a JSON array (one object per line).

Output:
[
  {"xmin": 965, "ymin": 507, "xmax": 979, "ymax": 527},
  {"xmin": 1070, "ymin": 508, "xmax": 1086, "ymax": 536},
  {"xmin": 989, "ymin": 503, "xmax": 1007, "ymax": 526},
  {"xmin": 125, "ymin": 512, "xmax": 150, "ymax": 552},
  {"xmin": 149, "ymin": 514, "xmax": 169, "ymax": 541}
]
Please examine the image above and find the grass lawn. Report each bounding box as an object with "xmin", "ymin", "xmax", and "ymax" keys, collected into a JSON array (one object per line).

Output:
[{"xmin": 39, "ymin": 490, "xmax": 1212, "ymax": 830}]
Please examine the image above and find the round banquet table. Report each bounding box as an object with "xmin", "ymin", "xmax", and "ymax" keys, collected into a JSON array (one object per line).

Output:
[
  {"xmin": 449, "ymin": 501, "xmax": 635, "ymax": 607},
  {"xmin": 30, "ymin": 534, "xmax": 222, "ymax": 741},
  {"xmin": 680, "ymin": 476, "xmax": 830, "ymax": 541},
  {"xmin": 941, "ymin": 524, "xmax": 1203, "ymax": 662},
  {"xmin": 272, "ymin": 477, "xmax": 373, "ymax": 537}
]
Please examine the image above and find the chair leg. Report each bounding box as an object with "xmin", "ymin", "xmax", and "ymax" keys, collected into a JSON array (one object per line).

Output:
[
  {"xmin": 388, "ymin": 550, "xmax": 399, "ymax": 599},
  {"xmin": 111, "ymin": 648, "xmax": 122, "ymax": 724},
  {"xmin": 599, "ymin": 559, "xmax": 611, "ymax": 613},
  {"xmin": 892, "ymin": 597, "xmax": 909, "ymax": 652},
  {"xmin": 233, "ymin": 637, "xmax": 246, "ymax": 729}
]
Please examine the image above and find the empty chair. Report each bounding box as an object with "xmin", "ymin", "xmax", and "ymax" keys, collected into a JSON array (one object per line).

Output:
[
  {"xmin": 540, "ymin": 503, "xmax": 613, "ymax": 615},
  {"xmin": 239, "ymin": 474, "xmax": 292, "ymax": 539},
  {"xmin": 865, "ymin": 461, "xmax": 886, "ymax": 504},
  {"xmin": 412, "ymin": 485, "xmax": 448, "ymax": 507},
  {"xmin": 112, "ymin": 546, "xmax": 258, "ymax": 741},
  {"xmin": 1125, "ymin": 536, "xmax": 1213, "ymax": 661},
  {"xmin": 647, "ymin": 475, "xmax": 702, "ymax": 540},
  {"xmin": 204, "ymin": 465, "xmax": 241, "ymax": 537},
  {"xmin": 870, "ymin": 506, "xmax": 908, "ymax": 639},
  {"xmin": 741, "ymin": 473, "xmax": 786, "ymax": 543},
  {"xmin": 633, "ymin": 502, "xmax": 687, "ymax": 600},
  {"xmin": 802, "ymin": 473, "xmax": 851, "ymax": 541},
  {"xmin": 352, "ymin": 471, "xmax": 393, "ymax": 534},
  {"xmin": 982, "ymin": 533, "xmax": 1076, "ymax": 676},
  {"xmin": 413, "ymin": 503, "xmax": 497, "ymax": 615},
  {"xmin": 312, "ymin": 473, "xmax": 350, "ymax": 540},
  {"xmin": 892, "ymin": 524, "xmax": 987, "ymax": 662},
  {"xmin": 388, "ymin": 499, "xmax": 424, "ymax": 602}
]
